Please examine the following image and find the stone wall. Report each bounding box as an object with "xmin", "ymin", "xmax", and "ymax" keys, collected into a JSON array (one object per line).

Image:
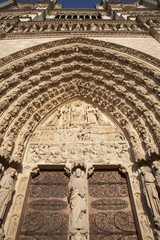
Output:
[{"xmin": 0, "ymin": 36, "xmax": 160, "ymax": 59}]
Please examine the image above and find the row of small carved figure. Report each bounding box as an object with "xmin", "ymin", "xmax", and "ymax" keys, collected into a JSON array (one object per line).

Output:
[{"xmin": 0, "ymin": 22, "xmax": 143, "ymax": 33}]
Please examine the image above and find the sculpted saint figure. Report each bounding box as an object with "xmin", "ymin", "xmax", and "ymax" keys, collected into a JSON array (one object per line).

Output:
[
  {"xmin": 140, "ymin": 166, "xmax": 160, "ymax": 220},
  {"xmin": 69, "ymin": 168, "xmax": 87, "ymax": 232},
  {"xmin": 65, "ymin": 163, "xmax": 94, "ymax": 240},
  {"xmin": 0, "ymin": 168, "xmax": 17, "ymax": 225},
  {"xmin": 153, "ymin": 161, "xmax": 160, "ymax": 194}
]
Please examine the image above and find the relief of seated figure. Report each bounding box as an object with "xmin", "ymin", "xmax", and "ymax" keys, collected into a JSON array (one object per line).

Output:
[
  {"xmin": 45, "ymin": 23, "xmax": 54, "ymax": 32},
  {"xmin": 59, "ymin": 23, "xmax": 67, "ymax": 31},
  {"xmin": 90, "ymin": 23, "xmax": 99, "ymax": 31},
  {"xmin": 103, "ymin": 24, "xmax": 111, "ymax": 31},
  {"xmin": 30, "ymin": 24, "xmax": 38, "ymax": 32},
  {"xmin": 13, "ymin": 25, "xmax": 24, "ymax": 33},
  {"xmin": 73, "ymin": 23, "xmax": 83, "ymax": 31}
]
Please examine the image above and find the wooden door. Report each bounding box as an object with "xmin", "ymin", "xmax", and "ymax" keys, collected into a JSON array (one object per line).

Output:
[
  {"xmin": 89, "ymin": 170, "xmax": 138, "ymax": 240},
  {"xmin": 19, "ymin": 170, "xmax": 69, "ymax": 240}
]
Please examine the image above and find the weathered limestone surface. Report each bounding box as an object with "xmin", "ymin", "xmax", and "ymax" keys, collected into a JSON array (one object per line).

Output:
[{"xmin": 0, "ymin": 37, "xmax": 160, "ymax": 59}]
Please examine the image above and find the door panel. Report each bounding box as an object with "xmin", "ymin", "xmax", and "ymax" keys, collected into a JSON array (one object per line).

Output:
[
  {"xmin": 19, "ymin": 171, "xmax": 69, "ymax": 240},
  {"xmin": 89, "ymin": 170, "xmax": 138, "ymax": 240}
]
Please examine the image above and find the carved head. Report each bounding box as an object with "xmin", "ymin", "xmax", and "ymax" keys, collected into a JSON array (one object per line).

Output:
[
  {"xmin": 75, "ymin": 168, "xmax": 82, "ymax": 178},
  {"xmin": 10, "ymin": 169, "xmax": 17, "ymax": 177},
  {"xmin": 140, "ymin": 166, "xmax": 151, "ymax": 175},
  {"xmin": 5, "ymin": 167, "xmax": 17, "ymax": 178},
  {"xmin": 153, "ymin": 161, "xmax": 160, "ymax": 170}
]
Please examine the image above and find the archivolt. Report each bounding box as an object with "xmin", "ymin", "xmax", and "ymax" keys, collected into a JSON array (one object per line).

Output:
[{"xmin": 0, "ymin": 37, "xmax": 159, "ymax": 165}]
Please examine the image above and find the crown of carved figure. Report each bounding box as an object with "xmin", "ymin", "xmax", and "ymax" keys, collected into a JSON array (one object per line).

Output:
[{"xmin": 65, "ymin": 162, "xmax": 94, "ymax": 177}]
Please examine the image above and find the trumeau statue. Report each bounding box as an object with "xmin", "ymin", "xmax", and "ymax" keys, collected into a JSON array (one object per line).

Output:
[
  {"xmin": 0, "ymin": 167, "xmax": 17, "ymax": 225},
  {"xmin": 140, "ymin": 166, "xmax": 160, "ymax": 221},
  {"xmin": 65, "ymin": 163, "xmax": 94, "ymax": 240},
  {"xmin": 69, "ymin": 168, "xmax": 87, "ymax": 236}
]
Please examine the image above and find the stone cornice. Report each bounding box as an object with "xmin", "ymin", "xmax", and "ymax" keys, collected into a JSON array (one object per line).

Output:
[
  {"xmin": 50, "ymin": 9, "xmax": 106, "ymax": 12},
  {"xmin": 115, "ymin": 8, "xmax": 159, "ymax": 13},
  {"xmin": 3, "ymin": 31, "xmax": 149, "ymax": 40},
  {"xmin": 0, "ymin": 9, "xmax": 45, "ymax": 13},
  {"xmin": 137, "ymin": 15, "xmax": 160, "ymax": 20},
  {"xmin": 17, "ymin": 1, "xmax": 50, "ymax": 5}
]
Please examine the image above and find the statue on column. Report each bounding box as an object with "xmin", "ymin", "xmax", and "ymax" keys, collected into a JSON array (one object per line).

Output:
[
  {"xmin": 0, "ymin": 167, "xmax": 17, "ymax": 226},
  {"xmin": 153, "ymin": 161, "xmax": 160, "ymax": 194},
  {"xmin": 65, "ymin": 163, "xmax": 94, "ymax": 240},
  {"xmin": 140, "ymin": 166, "xmax": 160, "ymax": 221}
]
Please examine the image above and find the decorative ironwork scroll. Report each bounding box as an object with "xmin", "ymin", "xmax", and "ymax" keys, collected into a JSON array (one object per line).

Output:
[
  {"xmin": 89, "ymin": 170, "xmax": 138, "ymax": 240},
  {"xmin": 19, "ymin": 171, "xmax": 69, "ymax": 240}
]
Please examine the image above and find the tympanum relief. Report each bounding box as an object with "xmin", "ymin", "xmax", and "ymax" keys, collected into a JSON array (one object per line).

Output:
[{"xmin": 25, "ymin": 100, "xmax": 129, "ymax": 165}]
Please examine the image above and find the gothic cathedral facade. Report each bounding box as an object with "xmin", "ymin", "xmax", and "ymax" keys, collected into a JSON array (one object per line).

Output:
[{"xmin": 0, "ymin": 0, "xmax": 160, "ymax": 239}]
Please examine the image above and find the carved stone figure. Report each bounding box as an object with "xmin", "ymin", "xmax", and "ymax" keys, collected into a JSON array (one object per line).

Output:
[
  {"xmin": 45, "ymin": 23, "xmax": 54, "ymax": 32},
  {"xmin": 90, "ymin": 23, "xmax": 99, "ymax": 31},
  {"xmin": 71, "ymin": 101, "xmax": 86, "ymax": 123},
  {"xmin": 59, "ymin": 23, "xmax": 67, "ymax": 31},
  {"xmin": 69, "ymin": 168, "xmax": 87, "ymax": 232},
  {"xmin": 62, "ymin": 104, "xmax": 70, "ymax": 125},
  {"xmin": 65, "ymin": 163, "xmax": 94, "ymax": 240},
  {"xmin": 87, "ymin": 105, "xmax": 96, "ymax": 124},
  {"xmin": 74, "ymin": 24, "xmax": 83, "ymax": 31},
  {"xmin": 0, "ymin": 168, "xmax": 17, "ymax": 225},
  {"xmin": 118, "ymin": 24, "xmax": 126, "ymax": 31},
  {"xmin": 103, "ymin": 24, "xmax": 110, "ymax": 31},
  {"xmin": 1, "ymin": 132, "xmax": 15, "ymax": 156},
  {"xmin": 30, "ymin": 24, "xmax": 38, "ymax": 32},
  {"xmin": 153, "ymin": 161, "xmax": 160, "ymax": 193},
  {"xmin": 140, "ymin": 166, "xmax": 160, "ymax": 220},
  {"xmin": 45, "ymin": 108, "xmax": 61, "ymax": 126},
  {"xmin": 95, "ymin": 108, "xmax": 107, "ymax": 125},
  {"xmin": 132, "ymin": 24, "xmax": 141, "ymax": 31},
  {"xmin": 13, "ymin": 25, "xmax": 24, "ymax": 33}
]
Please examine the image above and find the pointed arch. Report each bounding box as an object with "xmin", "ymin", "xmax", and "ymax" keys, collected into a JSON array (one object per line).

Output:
[{"xmin": 0, "ymin": 37, "xmax": 159, "ymax": 165}]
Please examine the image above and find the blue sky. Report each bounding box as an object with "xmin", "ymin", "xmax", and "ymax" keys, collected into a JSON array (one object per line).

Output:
[
  {"xmin": 60, "ymin": 0, "xmax": 100, "ymax": 8},
  {"xmin": 0, "ymin": 0, "xmax": 135, "ymax": 7},
  {"xmin": 0, "ymin": 0, "xmax": 100, "ymax": 7}
]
